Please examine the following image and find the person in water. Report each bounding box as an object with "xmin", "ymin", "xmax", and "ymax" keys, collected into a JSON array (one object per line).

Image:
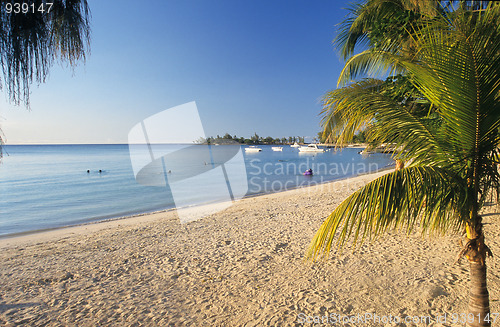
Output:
[{"xmin": 304, "ymin": 168, "xmax": 313, "ymax": 175}]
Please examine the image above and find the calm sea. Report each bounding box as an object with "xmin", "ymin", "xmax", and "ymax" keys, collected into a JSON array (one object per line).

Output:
[{"xmin": 0, "ymin": 144, "xmax": 394, "ymax": 237}]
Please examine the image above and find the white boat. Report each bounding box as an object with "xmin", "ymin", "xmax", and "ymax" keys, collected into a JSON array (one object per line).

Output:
[
  {"xmin": 272, "ymin": 146, "xmax": 283, "ymax": 152},
  {"xmin": 298, "ymin": 144, "xmax": 324, "ymax": 153},
  {"xmin": 290, "ymin": 142, "xmax": 300, "ymax": 148},
  {"xmin": 245, "ymin": 146, "xmax": 262, "ymax": 152}
]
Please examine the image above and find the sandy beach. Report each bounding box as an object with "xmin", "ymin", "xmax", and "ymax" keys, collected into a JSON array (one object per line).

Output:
[{"xmin": 1, "ymin": 170, "xmax": 500, "ymax": 326}]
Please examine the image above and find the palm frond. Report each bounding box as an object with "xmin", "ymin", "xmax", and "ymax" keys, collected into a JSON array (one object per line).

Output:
[
  {"xmin": 314, "ymin": 2, "xmax": 500, "ymax": 263},
  {"xmin": 321, "ymin": 78, "xmax": 451, "ymax": 166},
  {"xmin": 396, "ymin": 5, "xmax": 500, "ymax": 156},
  {"xmin": 306, "ymin": 166, "xmax": 469, "ymax": 261},
  {"xmin": 334, "ymin": 1, "xmax": 370, "ymax": 61},
  {"xmin": 321, "ymin": 78, "xmax": 382, "ymax": 145},
  {"xmin": 337, "ymin": 49, "xmax": 407, "ymax": 87}
]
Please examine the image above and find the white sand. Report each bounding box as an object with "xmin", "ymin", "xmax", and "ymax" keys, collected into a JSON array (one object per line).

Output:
[{"xmin": 1, "ymin": 170, "xmax": 500, "ymax": 326}]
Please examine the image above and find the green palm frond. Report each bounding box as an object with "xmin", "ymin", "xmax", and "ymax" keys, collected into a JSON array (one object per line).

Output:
[
  {"xmin": 313, "ymin": 2, "xmax": 500, "ymax": 322},
  {"xmin": 410, "ymin": 8, "xmax": 499, "ymax": 146},
  {"xmin": 337, "ymin": 49, "xmax": 406, "ymax": 87},
  {"xmin": 334, "ymin": 0, "xmax": 441, "ymax": 61},
  {"xmin": 307, "ymin": 166, "xmax": 469, "ymax": 261},
  {"xmin": 335, "ymin": 1, "xmax": 370, "ymax": 61},
  {"xmin": 311, "ymin": 3, "xmax": 500, "ymax": 261},
  {"xmin": 322, "ymin": 78, "xmax": 450, "ymax": 166},
  {"xmin": 333, "ymin": 5, "xmax": 500, "ymax": 162},
  {"xmin": 321, "ymin": 78, "xmax": 382, "ymax": 144}
]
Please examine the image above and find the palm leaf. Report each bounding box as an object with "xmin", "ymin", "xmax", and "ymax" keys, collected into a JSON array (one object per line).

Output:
[
  {"xmin": 321, "ymin": 78, "xmax": 451, "ymax": 167},
  {"xmin": 314, "ymin": 3, "xmax": 500, "ymax": 260},
  {"xmin": 396, "ymin": 7, "xmax": 500, "ymax": 154},
  {"xmin": 337, "ymin": 49, "xmax": 406, "ymax": 87},
  {"xmin": 306, "ymin": 166, "xmax": 468, "ymax": 261}
]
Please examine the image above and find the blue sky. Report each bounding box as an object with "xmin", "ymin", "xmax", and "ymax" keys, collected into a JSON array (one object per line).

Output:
[{"xmin": 1, "ymin": 0, "xmax": 356, "ymax": 144}]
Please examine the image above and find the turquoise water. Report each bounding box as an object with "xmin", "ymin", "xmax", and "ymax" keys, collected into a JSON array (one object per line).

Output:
[{"xmin": 0, "ymin": 144, "xmax": 394, "ymax": 236}]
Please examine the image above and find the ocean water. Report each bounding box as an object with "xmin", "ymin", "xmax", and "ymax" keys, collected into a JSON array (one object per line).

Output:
[{"xmin": 0, "ymin": 144, "xmax": 394, "ymax": 236}]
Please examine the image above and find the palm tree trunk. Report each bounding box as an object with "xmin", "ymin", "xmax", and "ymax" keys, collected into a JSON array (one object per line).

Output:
[
  {"xmin": 468, "ymin": 261, "xmax": 490, "ymax": 327},
  {"xmin": 465, "ymin": 221, "xmax": 491, "ymax": 327}
]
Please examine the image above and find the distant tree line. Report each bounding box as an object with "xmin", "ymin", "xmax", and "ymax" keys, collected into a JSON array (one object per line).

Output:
[
  {"xmin": 198, "ymin": 131, "xmax": 367, "ymax": 145},
  {"xmin": 317, "ymin": 130, "xmax": 366, "ymax": 144},
  {"xmin": 198, "ymin": 133, "xmax": 306, "ymax": 145}
]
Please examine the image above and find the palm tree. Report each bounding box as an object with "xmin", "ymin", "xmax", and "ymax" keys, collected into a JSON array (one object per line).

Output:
[
  {"xmin": 308, "ymin": 3, "xmax": 500, "ymax": 326},
  {"xmin": 0, "ymin": 0, "xmax": 91, "ymax": 107},
  {"xmin": 335, "ymin": 0, "xmax": 444, "ymax": 62},
  {"xmin": 327, "ymin": 0, "xmax": 444, "ymax": 151},
  {"xmin": 0, "ymin": 0, "xmax": 91, "ymax": 159}
]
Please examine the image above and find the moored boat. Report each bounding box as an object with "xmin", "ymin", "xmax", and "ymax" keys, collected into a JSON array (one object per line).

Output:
[
  {"xmin": 298, "ymin": 144, "xmax": 324, "ymax": 153},
  {"xmin": 245, "ymin": 146, "xmax": 262, "ymax": 152}
]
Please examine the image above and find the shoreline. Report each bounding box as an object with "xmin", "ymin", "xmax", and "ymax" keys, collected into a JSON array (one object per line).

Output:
[
  {"xmin": 1, "ymin": 166, "xmax": 499, "ymax": 326},
  {"xmin": 0, "ymin": 166, "xmax": 393, "ymax": 246}
]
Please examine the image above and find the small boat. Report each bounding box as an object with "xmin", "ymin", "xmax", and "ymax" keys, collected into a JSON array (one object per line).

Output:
[
  {"xmin": 245, "ymin": 146, "xmax": 262, "ymax": 152},
  {"xmin": 290, "ymin": 142, "xmax": 300, "ymax": 148},
  {"xmin": 298, "ymin": 144, "xmax": 324, "ymax": 153},
  {"xmin": 272, "ymin": 146, "xmax": 283, "ymax": 152}
]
